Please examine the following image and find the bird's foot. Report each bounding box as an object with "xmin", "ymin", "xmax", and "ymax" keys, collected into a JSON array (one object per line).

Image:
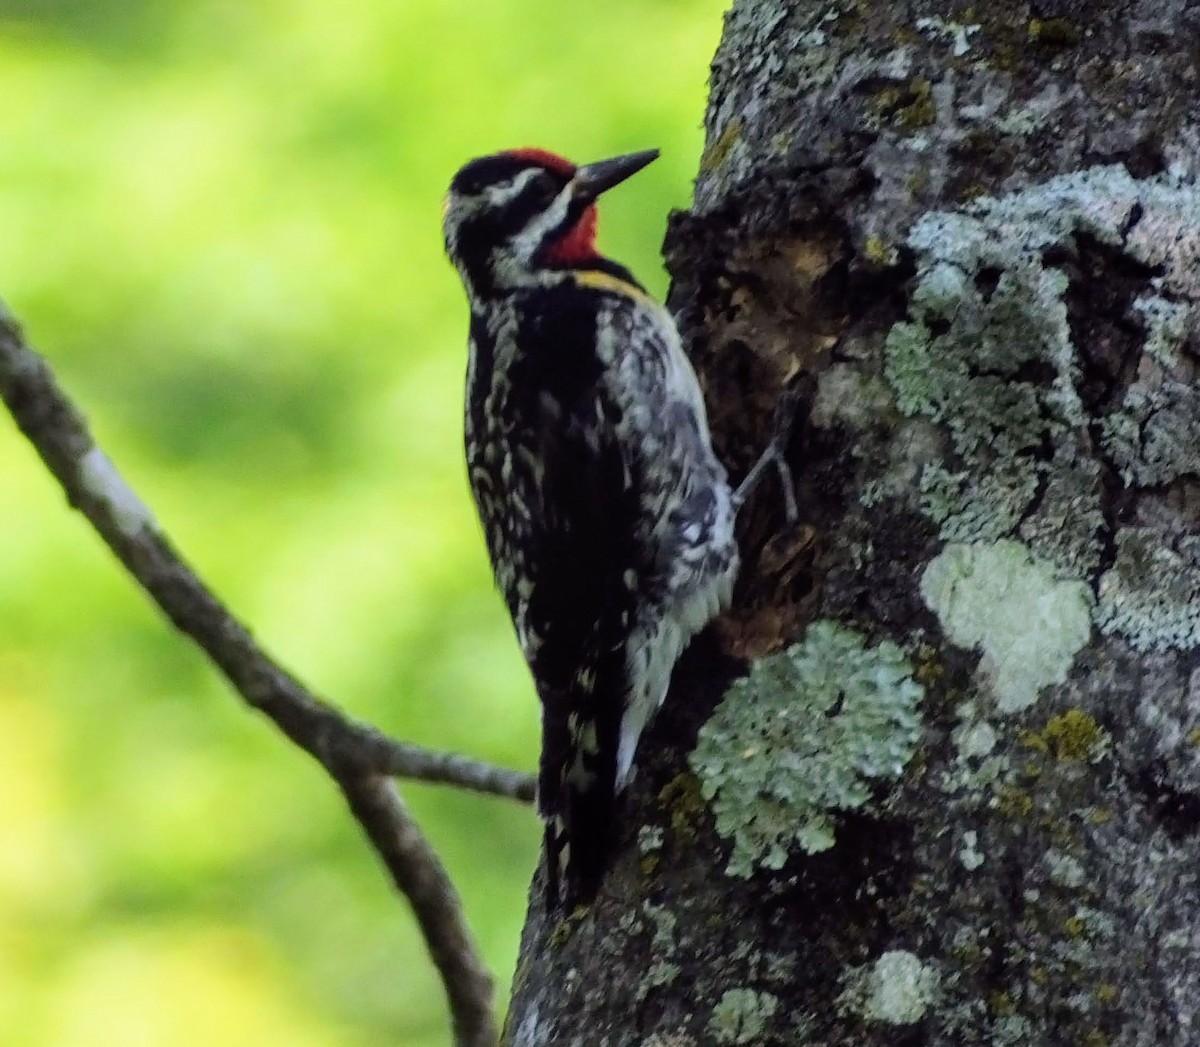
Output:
[{"xmin": 732, "ymin": 388, "xmax": 800, "ymax": 524}]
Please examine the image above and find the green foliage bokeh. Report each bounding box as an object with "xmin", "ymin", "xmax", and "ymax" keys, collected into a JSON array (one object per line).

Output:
[{"xmin": 0, "ymin": 3, "xmax": 726, "ymax": 1044}]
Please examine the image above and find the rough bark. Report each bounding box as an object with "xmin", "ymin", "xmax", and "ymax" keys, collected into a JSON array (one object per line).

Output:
[{"xmin": 505, "ymin": 1, "xmax": 1200, "ymax": 1044}]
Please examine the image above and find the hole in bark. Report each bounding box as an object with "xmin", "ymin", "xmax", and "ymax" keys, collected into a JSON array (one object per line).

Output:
[
  {"xmin": 1007, "ymin": 358, "xmax": 1060, "ymax": 389},
  {"xmin": 974, "ymin": 265, "xmax": 1003, "ymax": 301},
  {"xmin": 775, "ymin": 814, "xmax": 916, "ymax": 922},
  {"xmin": 821, "ymin": 506, "xmax": 941, "ymax": 637},
  {"xmin": 1089, "ymin": 467, "xmax": 1125, "ymax": 587},
  {"xmin": 1043, "ymin": 232, "xmax": 1161, "ymax": 414},
  {"xmin": 1134, "ymin": 764, "xmax": 1200, "ymax": 840},
  {"xmin": 814, "ymin": 255, "xmax": 850, "ymax": 311},
  {"xmin": 1102, "ymin": 144, "xmax": 1168, "ymax": 180},
  {"xmin": 926, "ymin": 316, "xmax": 951, "ymax": 339}
]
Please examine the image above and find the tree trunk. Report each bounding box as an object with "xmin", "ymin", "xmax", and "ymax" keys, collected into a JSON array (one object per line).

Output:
[{"xmin": 504, "ymin": 1, "xmax": 1200, "ymax": 1043}]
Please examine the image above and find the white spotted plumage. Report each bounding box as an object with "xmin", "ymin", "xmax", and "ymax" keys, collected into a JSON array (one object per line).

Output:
[
  {"xmin": 444, "ymin": 147, "xmax": 741, "ymax": 903},
  {"xmin": 590, "ymin": 292, "xmax": 738, "ymax": 788}
]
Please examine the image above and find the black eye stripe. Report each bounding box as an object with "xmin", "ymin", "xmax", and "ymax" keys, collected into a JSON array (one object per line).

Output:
[
  {"xmin": 481, "ymin": 183, "xmax": 557, "ymax": 236},
  {"xmin": 527, "ymin": 172, "xmax": 559, "ymax": 200},
  {"xmin": 446, "ymin": 157, "xmax": 576, "ymax": 293},
  {"xmin": 457, "ymin": 174, "xmax": 569, "ymax": 247}
]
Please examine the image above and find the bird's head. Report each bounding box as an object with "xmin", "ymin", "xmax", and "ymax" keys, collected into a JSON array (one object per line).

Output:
[{"xmin": 443, "ymin": 147, "xmax": 658, "ymax": 297}]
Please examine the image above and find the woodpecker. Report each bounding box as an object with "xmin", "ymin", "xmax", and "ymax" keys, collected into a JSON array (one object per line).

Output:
[{"xmin": 443, "ymin": 147, "xmax": 793, "ymax": 905}]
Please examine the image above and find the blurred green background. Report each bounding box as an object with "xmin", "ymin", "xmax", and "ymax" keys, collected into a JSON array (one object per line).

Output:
[{"xmin": 0, "ymin": 2, "xmax": 726, "ymax": 1044}]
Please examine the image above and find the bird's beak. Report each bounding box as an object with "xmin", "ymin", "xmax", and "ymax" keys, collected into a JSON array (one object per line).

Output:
[{"xmin": 571, "ymin": 149, "xmax": 660, "ymax": 202}]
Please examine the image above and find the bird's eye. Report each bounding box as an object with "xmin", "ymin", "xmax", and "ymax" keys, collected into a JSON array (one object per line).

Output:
[{"xmin": 528, "ymin": 173, "xmax": 559, "ymax": 204}]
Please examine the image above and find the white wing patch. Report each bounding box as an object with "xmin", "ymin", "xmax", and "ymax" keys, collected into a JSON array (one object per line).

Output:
[{"xmin": 594, "ymin": 296, "xmax": 739, "ymax": 791}]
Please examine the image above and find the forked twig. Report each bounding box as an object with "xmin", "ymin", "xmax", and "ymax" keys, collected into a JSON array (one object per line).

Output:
[{"xmin": 0, "ymin": 305, "xmax": 521, "ymax": 1047}]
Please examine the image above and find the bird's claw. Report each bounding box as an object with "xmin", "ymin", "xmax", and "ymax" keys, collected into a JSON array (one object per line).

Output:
[{"xmin": 732, "ymin": 387, "xmax": 801, "ymax": 524}]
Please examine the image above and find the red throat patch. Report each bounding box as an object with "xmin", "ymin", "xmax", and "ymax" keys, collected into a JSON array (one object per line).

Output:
[
  {"xmin": 543, "ymin": 205, "xmax": 600, "ymax": 265},
  {"xmin": 504, "ymin": 147, "xmax": 600, "ymax": 265}
]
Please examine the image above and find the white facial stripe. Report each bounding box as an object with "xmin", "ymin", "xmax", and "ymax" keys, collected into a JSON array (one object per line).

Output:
[
  {"xmin": 483, "ymin": 167, "xmax": 541, "ymax": 207},
  {"xmin": 444, "ymin": 167, "xmax": 551, "ymax": 255},
  {"xmin": 510, "ymin": 184, "xmax": 572, "ymax": 260},
  {"xmin": 443, "ymin": 164, "xmax": 577, "ymax": 291}
]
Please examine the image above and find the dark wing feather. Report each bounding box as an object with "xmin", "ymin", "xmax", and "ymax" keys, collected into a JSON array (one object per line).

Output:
[
  {"xmin": 527, "ymin": 390, "xmax": 639, "ymax": 901},
  {"xmin": 501, "ymin": 287, "xmax": 646, "ymax": 902}
]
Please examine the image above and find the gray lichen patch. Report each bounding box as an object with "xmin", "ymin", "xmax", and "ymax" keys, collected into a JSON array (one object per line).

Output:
[
  {"xmin": 1133, "ymin": 290, "xmax": 1191, "ymax": 367},
  {"xmin": 637, "ymin": 825, "xmax": 664, "ymax": 855},
  {"xmin": 881, "ymin": 251, "xmax": 1100, "ymax": 579},
  {"xmin": 698, "ymin": 5, "xmax": 837, "ymax": 210},
  {"xmin": 878, "ymin": 165, "xmax": 1200, "ymax": 661},
  {"xmin": 1102, "ymin": 383, "xmax": 1200, "ymax": 488},
  {"xmin": 940, "ymin": 701, "xmax": 1009, "ymax": 795},
  {"xmin": 708, "ymin": 988, "xmax": 780, "ymax": 1045},
  {"xmin": 689, "ymin": 620, "xmax": 923, "ymax": 878},
  {"xmin": 838, "ymin": 950, "xmax": 941, "ymax": 1025},
  {"xmin": 914, "ymin": 15, "xmax": 980, "ymax": 56},
  {"xmin": 640, "ymin": 1034, "xmax": 697, "ymax": 1047},
  {"xmin": 881, "ymin": 166, "xmax": 1200, "ymax": 595},
  {"xmin": 1044, "ymin": 848, "xmax": 1087, "ymax": 889},
  {"xmin": 920, "ymin": 541, "xmax": 1092, "ymax": 713},
  {"xmin": 1097, "ymin": 528, "xmax": 1200, "ymax": 651}
]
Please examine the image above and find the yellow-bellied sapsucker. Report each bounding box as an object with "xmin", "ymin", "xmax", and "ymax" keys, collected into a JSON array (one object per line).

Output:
[{"xmin": 443, "ymin": 147, "xmax": 793, "ymax": 905}]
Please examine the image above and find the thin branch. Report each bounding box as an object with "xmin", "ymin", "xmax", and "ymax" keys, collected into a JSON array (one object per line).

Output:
[
  {"xmin": 0, "ymin": 304, "xmax": 517, "ymax": 1047},
  {"xmin": 367, "ymin": 731, "xmax": 535, "ymax": 802},
  {"xmin": 345, "ymin": 776, "xmax": 496, "ymax": 1047}
]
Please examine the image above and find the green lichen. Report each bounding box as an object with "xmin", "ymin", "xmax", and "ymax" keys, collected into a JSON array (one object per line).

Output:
[
  {"xmin": 1045, "ymin": 849, "xmax": 1087, "ymax": 889},
  {"xmin": 839, "ymin": 950, "xmax": 941, "ymax": 1025},
  {"xmin": 993, "ymin": 1015, "xmax": 1037, "ymax": 1046},
  {"xmin": 700, "ymin": 118, "xmax": 743, "ymax": 175},
  {"xmin": 638, "ymin": 827, "xmax": 664, "ymax": 877},
  {"xmin": 547, "ymin": 921, "xmax": 572, "ymax": 949},
  {"xmin": 882, "ymin": 253, "xmax": 1085, "ymax": 568},
  {"xmin": 921, "ymin": 541, "xmax": 1091, "ymax": 712},
  {"xmin": 1028, "ymin": 17, "xmax": 1079, "ymax": 46},
  {"xmin": 658, "ymin": 772, "xmax": 707, "ymax": 842},
  {"xmin": 1041, "ymin": 709, "xmax": 1106, "ymax": 762},
  {"xmin": 905, "ymin": 168, "xmax": 930, "ymax": 196},
  {"xmin": 919, "ymin": 460, "xmax": 1039, "ymax": 545},
  {"xmin": 993, "ymin": 103, "xmax": 1045, "ymax": 137},
  {"xmin": 996, "ymin": 785, "xmax": 1034, "ymax": 819},
  {"xmin": 639, "ymin": 961, "xmax": 681, "ymax": 1000},
  {"xmin": 709, "ymin": 988, "xmax": 779, "ymax": 1045},
  {"xmin": 689, "ymin": 620, "xmax": 923, "ymax": 878},
  {"xmin": 959, "ymin": 828, "xmax": 985, "ymax": 870},
  {"xmin": 642, "ymin": 901, "xmax": 676, "ymax": 951},
  {"xmin": 864, "ymin": 233, "xmax": 898, "ymax": 266},
  {"xmin": 871, "ymin": 76, "xmax": 936, "ymax": 128}
]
